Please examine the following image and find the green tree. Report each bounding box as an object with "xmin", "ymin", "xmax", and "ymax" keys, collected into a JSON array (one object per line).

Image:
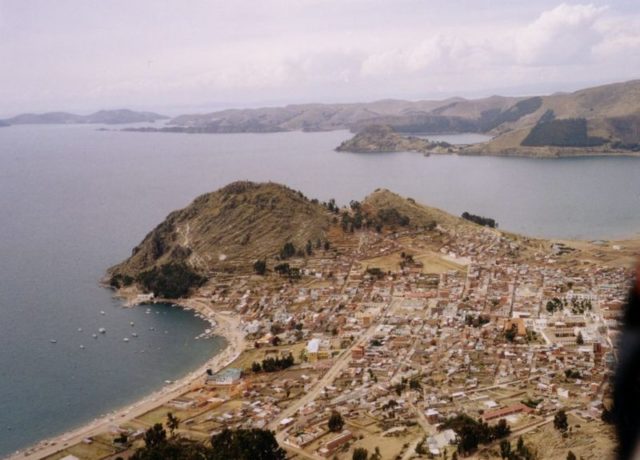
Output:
[
  {"xmin": 328, "ymin": 411, "xmax": 345, "ymax": 432},
  {"xmin": 210, "ymin": 428, "xmax": 286, "ymax": 460},
  {"xmin": 554, "ymin": 410, "xmax": 569, "ymax": 433},
  {"xmin": 280, "ymin": 242, "xmax": 296, "ymax": 259},
  {"xmin": 505, "ymin": 324, "xmax": 518, "ymax": 342},
  {"xmin": 493, "ymin": 419, "xmax": 511, "ymax": 439},
  {"xmin": 166, "ymin": 412, "xmax": 180, "ymax": 437},
  {"xmin": 352, "ymin": 447, "xmax": 369, "ymax": 460},
  {"xmin": 499, "ymin": 439, "xmax": 511, "ymax": 459},
  {"xmin": 253, "ymin": 260, "xmax": 267, "ymax": 275},
  {"xmin": 143, "ymin": 423, "xmax": 166, "ymax": 448}
]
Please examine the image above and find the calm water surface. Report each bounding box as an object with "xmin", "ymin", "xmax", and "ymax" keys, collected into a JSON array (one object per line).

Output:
[{"xmin": 1, "ymin": 125, "xmax": 640, "ymax": 456}]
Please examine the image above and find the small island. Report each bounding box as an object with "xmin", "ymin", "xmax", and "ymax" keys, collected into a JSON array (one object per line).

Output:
[{"xmin": 335, "ymin": 125, "xmax": 455, "ymax": 154}]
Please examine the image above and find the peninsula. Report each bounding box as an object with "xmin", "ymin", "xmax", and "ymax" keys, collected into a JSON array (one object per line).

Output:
[{"xmin": 17, "ymin": 181, "xmax": 631, "ymax": 460}]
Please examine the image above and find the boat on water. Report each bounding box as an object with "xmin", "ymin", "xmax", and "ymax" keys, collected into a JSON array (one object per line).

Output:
[
  {"xmin": 98, "ymin": 328, "xmax": 106, "ymax": 334},
  {"xmin": 92, "ymin": 333, "xmax": 98, "ymax": 339},
  {"xmin": 100, "ymin": 310, "xmax": 105, "ymax": 315},
  {"xmin": 131, "ymin": 332, "xmax": 138, "ymax": 337},
  {"xmin": 80, "ymin": 345, "xmax": 85, "ymax": 349},
  {"xmin": 130, "ymin": 321, "xmax": 135, "ymax": 326},
  {"xmin": 50, "ymin": 339, "xmax": 57, "ymax": 344},
  {"xmin": 123, "ymin": 337, "xmax": 129, "ymax": 342}
]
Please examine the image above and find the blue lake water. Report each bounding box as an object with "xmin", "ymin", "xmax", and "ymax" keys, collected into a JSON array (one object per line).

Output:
[{"xmin": 1, "ymin": 125, "xmax": 640, "ymax": 456}]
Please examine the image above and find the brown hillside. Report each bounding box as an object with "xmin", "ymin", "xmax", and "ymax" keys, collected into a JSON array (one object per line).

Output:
[{"xmin": 109, "ymin": 181, "xmax": 334, "ymax": 276}]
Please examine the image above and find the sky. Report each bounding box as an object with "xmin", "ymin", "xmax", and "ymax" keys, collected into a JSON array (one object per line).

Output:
[{"xmin": 1, "ymin": 0, "xmax": 639, "ymax": 116}]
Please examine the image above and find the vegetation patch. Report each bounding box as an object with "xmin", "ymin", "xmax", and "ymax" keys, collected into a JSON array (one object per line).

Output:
[
  {"xmin": 462, "ymin": 212, "xmax": 497, "ymax": 228},
  {"xmin": 136, "ymin": 262, "xmax": 206, "ymax": 298},
  {"xmin": 521, "ymin": 118, "xmax": 606, "ymax": 147}
]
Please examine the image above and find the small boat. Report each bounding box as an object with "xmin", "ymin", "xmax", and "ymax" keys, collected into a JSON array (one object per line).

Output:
[
  {"xmin": 92, "ymin": 333, "xmax": 98, "ymax": 339},
  {"xmin": 98, "ymin": 328, "xmax": 106, "ymax": 334},
  {"xmin": 80, "ymin": 345, "xmax": 85, "ymax": 349},
  {"xmin": 77, "ymin": 328, "xmax": 83, "ymax": 332},
  {"xmin": 164, "ymin": 380, "xmax": 172, "ymax": 384},
  {"xmin": 130, "ymin": 321, "xmax": 135, "ymax": 326},
  {"xmin": 50, "ymin": 339, "xmax": 57, "ymax": 344},
  {"xmin": 149, "ymin": 326, "xmax": 155, "ymax": 331},
  {"xmin": 123, "ymin": 338, "xmax": 129, "ymax": 342},
  {"xmin": 131, "ymin": 332, "xmax": 138, "ymax": 337},
  {"xmin": 100, "ymin": 310, "xmax": 105, "ymax": 315}
]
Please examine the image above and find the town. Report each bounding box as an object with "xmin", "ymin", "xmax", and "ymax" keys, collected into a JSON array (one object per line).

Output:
[{"xmin": 29, "ymin": 202, "xmax": 631, "ymax": 460}]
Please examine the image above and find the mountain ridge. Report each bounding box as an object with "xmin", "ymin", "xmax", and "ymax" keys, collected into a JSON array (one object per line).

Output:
[{"xmin": 2, "ymin": 109, "xmax": 168, "ymax": 125}]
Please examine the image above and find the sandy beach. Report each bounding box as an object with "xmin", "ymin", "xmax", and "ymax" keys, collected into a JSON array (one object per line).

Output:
[{"xmin": 7, "ymin": 296, "xmax": 245, "ymax": 460}]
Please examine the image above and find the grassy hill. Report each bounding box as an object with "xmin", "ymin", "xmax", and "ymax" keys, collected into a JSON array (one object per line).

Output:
[
  {"xmin": 108, "ymin": 182, "xmax": 335, "ymax": 279},
  {"xmin": 107, "ymin": 181, "xmax": 504, "ymax": 296}
]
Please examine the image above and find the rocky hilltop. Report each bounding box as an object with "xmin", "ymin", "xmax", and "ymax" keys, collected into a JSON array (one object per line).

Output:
[{"xmin": 336, "ymin": 125, "xmax": 455, "ymax": 154}]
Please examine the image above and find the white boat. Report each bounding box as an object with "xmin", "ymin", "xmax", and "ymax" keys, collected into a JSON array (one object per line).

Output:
[
  {"xmin": 131, "ymin": 332, "xmax": 138, "ymax": 337},
  {"xmin": 77, "ymin": 328, "xmax": 83, "ymax": 332},
  {"xmin": 123, "ymin": 338, "xmax": 129, "ymax": 342},
  {"xmin": 50, "ymin": 339, "xmax": 57, "ymax": 344},
  {"xmin": 92, "ymin": 333, "xmax": 98, "ymax": 339},
  {"xmin": 130, "ymin": 321, "xmax": 135, "ymax": 326},
  {"xmin": 98, "ymin": 328, "xmax": 106, "ymax": 334},
  {"xmin": 80, "ymin": 345, "xmax": 85, "ymax": 349},
  {"xmin": 100, "ymin": 310, "xmax": 105, "ymax": 315}
]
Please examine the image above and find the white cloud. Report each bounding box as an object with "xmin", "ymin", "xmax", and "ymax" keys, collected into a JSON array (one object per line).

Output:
[
  {"xmin": 0, "ymin": 1, "xmax": 639, "ymax": 114},
  {"xmin": 514, "ymin": 3, "xmax": 608, "ymax": 65}
]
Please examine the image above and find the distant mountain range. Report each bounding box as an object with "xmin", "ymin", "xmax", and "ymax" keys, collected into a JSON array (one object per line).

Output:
[
  {"xmin": 1, "ymin": 109, "xmax": 168, "ymax": 125},
  {"xmin": 5, "ymin": 79, "xmax": 640, "ymax": 155},
  {"xmin": 125, "ymin": 78, "xmax": 640, "ymax": 155}
]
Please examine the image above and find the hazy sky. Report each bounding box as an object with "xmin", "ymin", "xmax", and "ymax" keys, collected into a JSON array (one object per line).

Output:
[{"xmin": 1, "ymin": 0, "xmax": 639, "ymax": 116}]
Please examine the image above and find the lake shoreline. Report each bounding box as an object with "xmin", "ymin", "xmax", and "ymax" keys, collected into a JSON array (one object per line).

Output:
[{"xmin": 6, "ymin": 293, "xmax": 246, "ymax": 460}]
